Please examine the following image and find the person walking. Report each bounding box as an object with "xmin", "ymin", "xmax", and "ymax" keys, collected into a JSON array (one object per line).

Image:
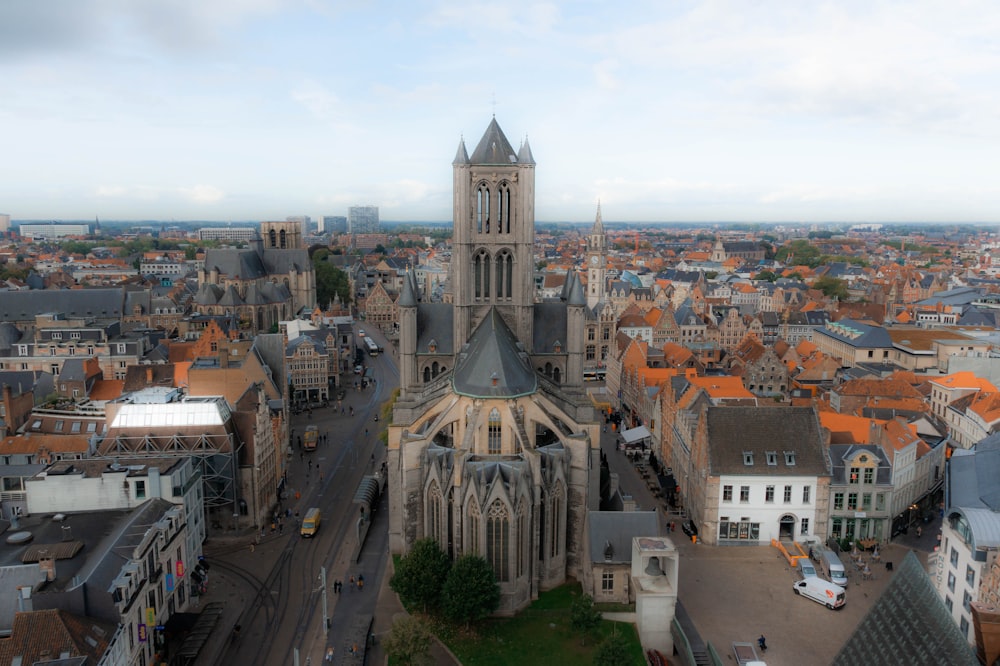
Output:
[
  {"xmin": 758, "ymin": 635, "xmax": 767, "ymax": 652},
  {"xmin": 349, "ymin": 575, "xmax": 355, "ymax": 591}
]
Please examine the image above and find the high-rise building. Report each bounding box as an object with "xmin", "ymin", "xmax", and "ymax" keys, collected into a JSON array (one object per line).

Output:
[
  {"xmin": 0, "ymin": 214, "xmax": 10, "ymax": 233},
  {"xmin": 348, "ymin": 206, "xmax": 379, "ymax": 234},
  {"xmin": 322, "ymin": 216, "xmax": 347, "ymax": 234}
]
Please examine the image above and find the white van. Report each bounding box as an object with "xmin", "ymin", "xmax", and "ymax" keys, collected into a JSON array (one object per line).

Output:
[
  {"xmin": 819, "ymin": 549, "xmax": 849, "ymax": 587},
  {"xmin": 793, "ymin": 577, "xmax": 846, "ymax": 609}
]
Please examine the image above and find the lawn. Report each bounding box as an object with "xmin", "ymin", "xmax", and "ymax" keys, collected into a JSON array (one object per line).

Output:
[{"xmin": 440, "ymin": 583, "xmax": 646, "ymax": 666}]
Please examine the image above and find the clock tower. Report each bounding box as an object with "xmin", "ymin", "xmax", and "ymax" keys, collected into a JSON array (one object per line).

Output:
[{"xmin": 585, "ymin": 203, "xmax": 608, "ymax": 310}]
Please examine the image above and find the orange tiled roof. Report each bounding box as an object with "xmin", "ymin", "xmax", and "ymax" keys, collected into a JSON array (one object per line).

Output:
[
  {"xmin": 88, "ymin": 379, "xmax": 124, "ymax": 401},
  {"xmin": 820, "ymin": 412, "xmax": 882, "ymax": 443},
  {"xmin": 929, "ymin": 372, "xmax": 998, "ymax": 392},
  {"xmin": 687, "ymin": 375, "xmax": 756, "ymax": 400}
]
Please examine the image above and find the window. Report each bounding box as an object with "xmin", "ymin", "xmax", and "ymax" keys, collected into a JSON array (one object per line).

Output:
[
  {"xmin": 117, "ymin": 343, "xmax": 127, "ymax": 354},
  {"xmin": 849, "ymin": 467, "xmax": 860, "ymax": 484},
  {"xmin": 948, "ymin": 572, "xmax": 956, "ymax": 592},
  {"xmin": 961, "ymin": 617, "xmax": 969, "ymax": 637},
  {"xmin": 847, "ymin": 493, "xmax": 858, "ymax": 510},
  {"xmin": 487, "ymin": 408, "xmax": 502, "ymax": 454},
  {"xmin": 945, "ymin": 597, "xmax": 953, "ymax": 612},
  {"xmin": 765, "ymin": 486, "xmax": 774, "ymax": 503},
  {"xmin": 718, "ymin": 519, "xmax": 761, "ymax": 541},
  {"xmin": 784, "ymin": 451, "xmax": 795, "ymax": 465},
  {"xmin": 863, "ymin": 468, "xmax": 874, "ymax": 484},
  {"xmin": 967, "ymin": 565, "xmax": 976, "ymax": 587},
  {"xmin": 51, "ymin": 332, "xmax": 62, "ymax": 340},
  {"xmin": 766, "ymin": 451, "xmax": 777, "ymax": 466},
  {"xmin": 743, "ymin": 452, "xmax": 753, "ymax": 466},
  {"xmin": 802, "ymin": 485, "xmax": 811, "ymax": 504},
  {"xmin": 862, "ymin": 494, "xmax": 872, "ymax": 511},
  {"xmin": 601, "ymin": 571, "xmax": 614, "ymax": 593},
  {"xmin": 834, "ymin": 493, "xmax": 844, "ymax": 511},
  {"xmin": 70, "ymin": 331, "xmax": 81, "ymax": 339},
  {"xmin": 832, "ymin": 517, "xmax": 842, "ymax": 538},
  {"xmin": 54, "ymin": 420, "xmax": 64, "ymax": 432},
  {"xmin": 951, "ymin": 548, "xmax": 960, "ymax": 567},
  {"xmin": 487, "ymin": 500, "xmax": 510, "ymax": 582},
  {"xmin": 800, "ymin": 518, "xmax": 809, "ymax": 534},
  {"xmin": 740, "ymin": 486, "xmax": 750, "ymax": 503},
  {"xmin": 723, "ymin": 485, "xmax": 733, "ymax": 502},
  {"xmin": 783, "ymin": 485, "xmax": 792, "ymax": 503},
  {"xmin": 135, "ymin": 480, "xmax": 146, "ymax": 499},
  {"xmin": 963, "ymin": 591, "xmax": 972, "ymax": 612},
  {"xmin": 876, "ymin": 493, "xmax": 886, "ymax": 511}
]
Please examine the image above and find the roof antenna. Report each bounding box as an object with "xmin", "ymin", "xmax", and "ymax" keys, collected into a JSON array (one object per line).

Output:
[{"xmin": 492, "ymin": 92, "xmax": 497, "ymax": 118}]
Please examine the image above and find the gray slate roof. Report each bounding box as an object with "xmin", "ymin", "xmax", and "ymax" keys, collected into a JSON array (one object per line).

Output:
[
  {"xmin": 453, "ymin": 308, "xmax": 536, "ymax": 398},
  {"xmin": 469, "ymin": 118, "xmax": 519, "ymax": 165},
  {"xmin": 832, "ymin": 551, "xmax": 978, "ymax": 666},
  {"xmin": 588, "ymin": 511, "xmax": 663, "ymax": 564},
  {"xmin": 0, "ymin": 288, "xmax": 124, "ymax": 322},
  {"xmin": 706, "ymin": 406, "xmax": 830, "ymax": 477},
  {"xmin": 532, "ymin": 302, "xmax": 568, "ymax": 354},
  {"xmin": 416, "ymin": 303, "xmax": 454, "ymax": 355},
  {"xmin": 817, "ymin": 318, "xmax": 892, "ymax": 348}
]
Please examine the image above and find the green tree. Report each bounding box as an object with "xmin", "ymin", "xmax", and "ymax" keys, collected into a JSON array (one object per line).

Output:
[
  {"xmin": 390, "ymin": 538, "xmax": 452, "ymax": 613},
  {"xmin": 381, "ymin": 615, "xmax": 433, "ymax": 666},
  {"xmin": 441, "ymin": 554, "xmax": 500, "ymax": 628},
  {"xmin": 570, "ymin": 593, "xmax": 602, "ymax": 645},
  {"xmin": 593, "ymin": 632, "xmax": 630, "ymax": 666},
  {"xmin": 313, "ymin": 257, "xmax": 351, "ymax": 307},
  {"xmin": 755, "ymin": 270, "xmax": 778, "ymax": 282},
  {"xmin": 813, "ymin": 275, "xmax": 849, "ymax": 300}
]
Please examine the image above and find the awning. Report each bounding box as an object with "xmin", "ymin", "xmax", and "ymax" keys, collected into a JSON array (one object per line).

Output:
[{"xmin": 620, "ymin": 425, "xmax": 652, "ymax": 446}]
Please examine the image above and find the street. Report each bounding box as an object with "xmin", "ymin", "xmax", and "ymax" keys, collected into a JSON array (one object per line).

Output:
[{"xmin": 196, "ymin": 325, "xmax": 398, "ymax": 666}]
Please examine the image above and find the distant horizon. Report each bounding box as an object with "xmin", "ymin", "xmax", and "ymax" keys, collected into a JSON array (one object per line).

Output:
[{"xmin": 7, "ymin": 218, "xmax": 999, "ymax": 229}]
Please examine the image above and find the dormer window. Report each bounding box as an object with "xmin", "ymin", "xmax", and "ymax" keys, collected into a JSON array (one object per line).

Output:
[
  {"xmin": 553, "ymin": 341, "xmax": 562, "ymax": 353},
  {"xmin": 766, "ymin": 451, "xmax": 777, "ymax": 466},
  {"xmin": 428, "ymin": 339, "xmax": 438, "ymax": 353},
  {"xmin": 784, "ymin": 451, "xmax": 796, "ymax": 466},
  {"xmin": 743, "ymin": 451, "xmax": 754, "ymax": 466}
]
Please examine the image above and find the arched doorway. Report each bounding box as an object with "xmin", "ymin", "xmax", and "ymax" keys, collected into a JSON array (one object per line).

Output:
[{"xmin": 779, "ymin": 514, "xmax": 796, "ymax": 540}]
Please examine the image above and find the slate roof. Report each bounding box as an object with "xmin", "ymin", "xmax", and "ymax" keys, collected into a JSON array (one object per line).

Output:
[
  {"xmin": 829, "ymin": 444, "xmax": 892, "ymax": 485},
  {"xmin": 0, "ymin": 323, "xmax": 21, "ymax": 349},
  {"xmin": 588, "ymin": 511, "xmax": 663, "ymax": 564},
  {"xmin": 532, "ymin": 302, "xmax": 569, "ymax": 354},
  {"xmin": 416, "ymin": 303, "xmax": 454, "ymax": 355},
  {"xmin": 203, "ymin": 248, "xmax": 266, "ymax": 279},
  {"xmin": 831, "ymin": 551, "xmax": 978, "ymax": 666},
  {"xmin": 946, "ymin": 433, "xmax": 1000, "ymax": 550},
  {"xmin": 453, "ymin": 308, "xmax": 536, "ymax": 398},
  {"xmin": 706, "ymin": 406, "xmax": 830, "ymax": 476},
  {"xmin": 817, "ymin": 318, "xmax": 893, "ymax": 348},
  {"xmin": 469, "ymin": 118, "xmax": 519, "ymax": 165},
  {"xmin": 0, "ymin": 288, "xmax": 124, "ymax": 322}
]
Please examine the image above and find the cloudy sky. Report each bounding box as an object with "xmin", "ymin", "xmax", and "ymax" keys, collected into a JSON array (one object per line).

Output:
[{"xmin": 2, "ymin": 1, "xmax": 999, "ymax": 223}]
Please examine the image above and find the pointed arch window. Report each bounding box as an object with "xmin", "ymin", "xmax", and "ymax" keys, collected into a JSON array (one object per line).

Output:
[
  {"xmin": 516, "ymin": 502, "xmax": 527, "ymax": 578},
  {"xmin": 487, "ymin": 499, "xmax": 510, "ymax": 582},
  {"xmin": 488, "ymin": 408, "xmax": 502, "ymax": 454},
  {"xmin": 423, "ymin": 367, "xmax": 431, "ymax": 382},
  {"xmin": 269, "ymin": 229, "xmax": 277, "ymax": 247},
  {"xmin": 549, "ymin": 484, "xmax": 564, "ymax": 558},
  {"xmin": 477, "ymin": 184, "xmax": 491, "ymax": 234},
  {"xmin": 428, "ymin": 480, "xmax": 443, "ymax": 544},
  {"xmin": 474, "ymin": 250, "xmax": 491, "ymax": 301},
  {"xmin": 494, "ymin": 250, "xmax": 513, "ymax": 300},
  {"xmin": 279, "ymin": 229, "xmax": 287, "ymax": 248},
  {"xmin": 497, "ymin": 182, "xmax": 512, "ymax": 234},
  {"xmin": 467, "ymin": 501, "xmax": 481, "ymax": 555}
]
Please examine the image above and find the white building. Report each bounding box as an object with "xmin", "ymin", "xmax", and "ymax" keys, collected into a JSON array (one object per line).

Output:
[{"xmin": 934, "ymin": 433, "xmax": 1000, "ymax": 644}]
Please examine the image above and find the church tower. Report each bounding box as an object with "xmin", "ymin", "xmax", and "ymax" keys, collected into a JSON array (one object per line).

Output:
[
  {"xmin": 389, "ymin": 119, "xmax": 600, "ymax": 616},
  {"xmin": 585, "ymin": 203, "xmax": 608, "ymax": 310},
  {"xmin": 261, "ymin": 220, "xmax": 303, "ymax": 249},
  {"xmin": 451, "ymin": 118, "xmax": 536, "ymax": 350}
]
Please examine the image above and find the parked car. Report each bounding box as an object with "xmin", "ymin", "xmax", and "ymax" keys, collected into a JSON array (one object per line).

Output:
[{"xmin": 681, "ymin": 520, "xmax": 698, "ymax": 537}]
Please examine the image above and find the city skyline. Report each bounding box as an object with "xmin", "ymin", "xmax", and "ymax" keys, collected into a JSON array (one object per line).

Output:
[{"xmin": 2, "ymin": 1, "xmax": 999, "ymax": 223}]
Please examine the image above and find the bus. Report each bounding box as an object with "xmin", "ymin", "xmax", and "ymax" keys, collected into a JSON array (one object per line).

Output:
[
  {"xmin": 364, "ymin": 337, "xmax": 380, "ymax": 357},
  {"xmin": 303, "ymin": 425, "xmax": 319, "ymax": 452}
]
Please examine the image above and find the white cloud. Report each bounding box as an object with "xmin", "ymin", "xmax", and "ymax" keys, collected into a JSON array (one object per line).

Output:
[{"xmin": 180, "ymin": 185, "xmax": 225, "ymax": 204}]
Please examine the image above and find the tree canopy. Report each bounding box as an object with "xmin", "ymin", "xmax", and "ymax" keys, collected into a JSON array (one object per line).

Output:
[
  {"xmin": 381, "ymin": 615, "xmax": 433, "ymax": 666},
  {"xmin": 390, "ymin": 538, "xmax": 452, "ymax": 613},
  {"xmin": 312, "ymin": 253, "xmax": 351, "ymax": 307},
  {"xmin": 569, "ymin": 593, "xmax": 602, "ymax": 645},
  {"xmin": 593, "ymin": 632, "xmax": 630, "ymax": 666},
  {"xmin": 441, "ymin": 555, "xmax": 501, "ymax": 628},
  {"xmin": 813, "ymin": 275, "xmax": 849, "ymax": 300}
]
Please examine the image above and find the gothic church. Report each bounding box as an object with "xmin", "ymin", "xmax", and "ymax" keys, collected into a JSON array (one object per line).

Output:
[{"xmin": 388, "ymin": 119, "xmax": 600, "ymax": 614}]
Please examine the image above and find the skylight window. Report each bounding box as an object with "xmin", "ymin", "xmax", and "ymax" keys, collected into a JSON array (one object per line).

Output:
[{"xmin": 743, "ymin": 451, "xmax": 754, "ymax": 466}]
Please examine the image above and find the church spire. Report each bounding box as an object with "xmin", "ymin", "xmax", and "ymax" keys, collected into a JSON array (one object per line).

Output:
[{"xmin": 592, "ymin": 201, "xmax": 604, "ymax": 235}]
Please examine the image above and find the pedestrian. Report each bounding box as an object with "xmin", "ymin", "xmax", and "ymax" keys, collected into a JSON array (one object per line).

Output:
[
  {"xmin": 349, "ymin": 575, "xmax": 355, "ymax": 591},
  {"xmin": 325, "ymin": 646, "xmax": 334, "ymax": 662},
  {"xmin": 271, "ymin": 521, "xmax": 276, "ymax": 533},
  {"xmin": 758, "ymin": 635, "xmax": 767, "ymax": 652},
  {"xmin": 250, "ymin": 542, "xmax": 255, "ymax": 553},
  {"xmin": 358, "ymin": 574, "xmax": 365, "ymax": 591},
  {"xmin": 917, "ymin": 525, "xmax": 923, "ymax": 538},
  {"xmin": 364, "ymin": 428, "xmax": 369, "ymax": 437}
]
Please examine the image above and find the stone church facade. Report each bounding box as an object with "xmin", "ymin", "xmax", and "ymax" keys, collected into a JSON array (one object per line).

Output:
[{"xmin": 388, "ymin": 119, "xmax": 600, "ymax": 614}]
